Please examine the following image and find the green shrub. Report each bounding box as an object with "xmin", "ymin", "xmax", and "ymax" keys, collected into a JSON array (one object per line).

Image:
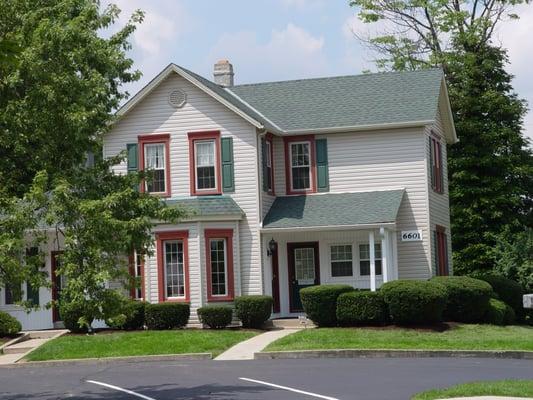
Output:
[
  {"xmin": 59, "ymin": 301, "xmax": 94, "ymax": 333},
  {"xmin": 235, "ymin": 295, "xmax": 273, "ymax": 328},
  {"xmin": 336, "ymin": 291, "xmax": 389, "ymax": 326},
  {"xmin": 197, "ymin": 306, "xmax": 233, "ymax": 329},
  {"xmin": 485, "ymin": 298, "xmax": 509, "ymax": 325},
  {"xmin": 0, "ymin": 311, "xmax": 21, "ymax": 336},
  {"xmin": 300, "ymin": 285, "xmax": 355, "ymax": 327},
  {"xmin": 431, "ymin": 276, "xmax": 493, "ymax": 322},
  {"xmin": 380, "ymin": 280, "xmax": 448, "ymax": 325},
  {"xmin": 122, "ymin": 300, "xmax": 147, "ymax": 330},
  {"xmin": 144, "ymin": 303, "xmax": 190, "ymax": 330},
  {"xmin": 475, "ymin": 274, "xmax": 525, "ymax": 321}
]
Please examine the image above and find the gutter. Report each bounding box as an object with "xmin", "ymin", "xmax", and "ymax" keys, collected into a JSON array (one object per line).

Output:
[{"xmin": 260, "ymin": 222, "xmax": 396, "ymax": 234}]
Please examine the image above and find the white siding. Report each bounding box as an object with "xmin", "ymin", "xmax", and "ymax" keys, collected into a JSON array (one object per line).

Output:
[
  {"xmin": 104, "ymin": 72, "xmax": 263, "ymax": 314},
  {"xmin": 427, "ymin": 109, "xmax": 453, "ymax": 275}
]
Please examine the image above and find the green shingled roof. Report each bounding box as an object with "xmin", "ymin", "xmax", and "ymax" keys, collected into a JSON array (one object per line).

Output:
[
  {"xmin": 263, "ymin": 190, "xmax": 405, "ymax": 229},
  {"xmin": 166, "ymin": 196, "xmax": 243, "ymax": 219},
  {"xmin": 229, "ymin": 69, "xmax": 443, "ymax": 132}
]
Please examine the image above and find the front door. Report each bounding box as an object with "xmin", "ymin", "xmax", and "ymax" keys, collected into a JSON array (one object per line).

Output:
[
  {"xmin": 51, "ymin": 251, "xmax": 65, "ymax": 322},
  {"xmin": 288, "ymin": 242, "xmax": 320, "ymax": 312}
]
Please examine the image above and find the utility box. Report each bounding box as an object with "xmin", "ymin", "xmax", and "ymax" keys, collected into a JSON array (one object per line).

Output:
[{"xmin": 523, "ymin": 294, "xmax": 533, "ymax": 309}]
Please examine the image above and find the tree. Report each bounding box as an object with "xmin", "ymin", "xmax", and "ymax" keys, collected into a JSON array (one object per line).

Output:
[
  {"xmin": 349, "ymin": 0, "xmax": 533, "ymax": 276},
  {"xmin": 0, "ymin": 0, "xmax": 143, "ymax": 197},
  {"xmin": 46, "ymin": 157, "xmax": 187, "ymax": 330}
]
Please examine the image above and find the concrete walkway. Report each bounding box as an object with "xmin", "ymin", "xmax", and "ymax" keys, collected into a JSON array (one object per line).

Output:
[
  {"xmin": 215, "ymin": 329, "xmax": 299, "ymax": 361},
  {"xmin": 0, "ymin": 329, "xmax": 67, "ymax": 365}
]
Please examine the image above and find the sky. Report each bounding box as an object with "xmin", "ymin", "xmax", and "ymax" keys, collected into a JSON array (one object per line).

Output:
[{"xmin": 105, "ymin": 0, "xmax": 533, "ymax": 143}]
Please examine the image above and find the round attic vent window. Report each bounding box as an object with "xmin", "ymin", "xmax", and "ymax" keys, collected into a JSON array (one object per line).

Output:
[{"xmin": 168, "ymin": 89, "xmax": 186, "ymax": 108}]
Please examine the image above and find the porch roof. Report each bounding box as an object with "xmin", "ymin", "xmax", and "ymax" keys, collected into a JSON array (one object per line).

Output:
[
  {"xmin": 262, "ymin": 190, "xmax": 404, "ymax": 230},
  {"xmin": 166, "ymin": 196, "xmax": 244, "ymax": 219}
]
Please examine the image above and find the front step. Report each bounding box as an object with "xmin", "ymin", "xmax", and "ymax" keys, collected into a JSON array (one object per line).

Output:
[
  {"xmin": 2, "ymin": 338, "xmax": 48, "ymax": 354},
  {"xmin": 264, "ymin": 317, "xmax": 316, "ymax": 330}
]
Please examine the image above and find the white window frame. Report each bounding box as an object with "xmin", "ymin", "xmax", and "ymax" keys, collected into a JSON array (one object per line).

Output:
[
  {"xmin": 194, "ymin": 139, "xmax": 218, "ymax": 192},
  {"xmin": 143, "ymin": 142, "xmax": 167, "ymax": 194},
  {"xmin": 209, "ymin": 238, "xmax": 228, "ymax": 297},
  {"xmin": 133, "ymin": 251, "xmax": 144, "ymax": 301},
  {"xmin": 266, "ymin": 140, "xmax": 273, "ymax": 192},
  {"xmin": 329, "ymin": 243, "xmax": 355, "ymax": 279},
  {"xmin": 289, "ymin": 141, "xmax": 311, "ymax": 192},
  {"xmin": 163, "ymin": 239, "xmax": 186, "ymax": 300},
  {"xmin": 358, "ymin": 243, "xmax": 383, "ymax": 277}
]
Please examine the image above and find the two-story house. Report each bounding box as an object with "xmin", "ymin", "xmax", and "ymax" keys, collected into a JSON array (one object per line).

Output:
[{"xmin": 1, "ymin": 60, "xmax": 457, "ymax": 329}]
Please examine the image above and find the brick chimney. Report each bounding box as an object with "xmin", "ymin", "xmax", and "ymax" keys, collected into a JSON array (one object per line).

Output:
[{"xmin": 213, "ymin": 59, "xmax": 234, "ymax": 87}]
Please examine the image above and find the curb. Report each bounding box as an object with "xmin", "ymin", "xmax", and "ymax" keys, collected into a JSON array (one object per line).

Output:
[
  {"xmin": 255, "ymin": 349, "xmax": 533, "ymax": 360},
  {"xmin": 0, "ymin": 353, "xmax": 212, "ymax": 368}
]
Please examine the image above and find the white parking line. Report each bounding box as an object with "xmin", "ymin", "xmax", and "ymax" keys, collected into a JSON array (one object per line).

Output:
[
  {"xmin": 239, "ymin": 377, "xmax": 340, "ymax": 400},
  {"xmin": 86, "ymin": 380, "xmax": 156, "ymax": 400}
]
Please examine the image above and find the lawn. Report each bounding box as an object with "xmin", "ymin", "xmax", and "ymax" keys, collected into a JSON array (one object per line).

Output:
[
  {"xmin": 412, "ymin": 380, "xmax": 533, "ymax": 399},
  {"xmin": 265, "ymin": 324, "xmax": 533, "ymax": 352},
  {"xmin": 26, "ymin": 329, "xmax": 257, "ymax": 361}
]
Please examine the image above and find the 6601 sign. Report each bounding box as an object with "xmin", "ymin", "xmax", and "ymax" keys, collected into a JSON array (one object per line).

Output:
[{"xmin": 401, "ymin": 230, "xmax": 422, "ymax": 241}]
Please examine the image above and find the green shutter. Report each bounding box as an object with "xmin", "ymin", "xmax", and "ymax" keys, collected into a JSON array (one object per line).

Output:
[
  {"xmin": 261, "ymin": 137, "xmax": 268, "ymax": 192},
  {"xmin": 127, "ymin": 143, "xmax": 138, "ymax": 173},
  {"xmin": 221, "ymin": 137, "xmax": 235, "ymax": 193},
  {"xmin": 315, "ymin": 138, "xmax": 329, "ymax": 192}
]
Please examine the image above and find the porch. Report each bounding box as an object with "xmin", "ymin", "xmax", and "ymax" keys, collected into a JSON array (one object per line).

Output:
[{"xmin": 261, "ymin": 190, "xmax": 404, "ymax": 318}]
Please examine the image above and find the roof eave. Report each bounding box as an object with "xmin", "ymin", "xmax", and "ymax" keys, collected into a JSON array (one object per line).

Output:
[
  {"xmin": 261, "ymin": 221, "xmax": 396, "ymax": 233},
  {"xmin": 439, "ymin": 77, "xmax": 459, "ymax": 144},
  {"xmin": 281, "ymin": 120, "xmax": 435, "ymax": 136}
]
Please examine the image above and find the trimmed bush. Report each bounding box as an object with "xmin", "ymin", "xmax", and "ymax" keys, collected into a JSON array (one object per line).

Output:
[
  {"xmin": 145, "ymin": 303, "xmax": 190, "ymax": 330},
  {"xmin": 485, "ymin": 298, "xmax": 509, "ymax": 325},
  {"xmin": 122, "ymin": 300, "xmax": 147, "ymax": 330},
  {"xmin": 0, "ymin": 311, "xmax": 21, "ymax": 337},
  {"xmin": 475, "ymin": 274, "xmax": 525, "ymax": 321},
  {"xmin": 380, "ymin": 280, "xmax": 448, "ymax": 325},
  {"xmin": 235, "ymin": 295, "xmax": 273, "ymax": 328},
  {"xmin": 431, "ymin": 276, "xmax": 493, "ymax": 322},
  {"xmin": 336, "ymin": 291, "xmax": 389, "ymax": 326},
  {"xmin": 59, "ymin": 301, "xmax": 94, "ymax": 333},
  {"xmin": 197, "ymin": 306, "xmax": 233, "ymax": 329},
  {"xmin": 300, "ymin": 285, "xmax": 355, "ymax": 327}
]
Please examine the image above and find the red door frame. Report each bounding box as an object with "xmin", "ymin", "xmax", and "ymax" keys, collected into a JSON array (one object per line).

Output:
[
  {"xmin": 271, "ymin": 242, "xmax": 280, "ymax": 313},
  {"xmin": 287, "ymin": 242, "xmax": 320, "ymax": 313},
  {"xmin": 51, "ymin": 251, "xmax": 63, "ymax": 322}
]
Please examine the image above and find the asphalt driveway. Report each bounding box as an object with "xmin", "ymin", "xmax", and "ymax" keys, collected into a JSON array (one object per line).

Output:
[{"xmin": 0, "ymin": 357, "xmax": 531, "ymax": 399}]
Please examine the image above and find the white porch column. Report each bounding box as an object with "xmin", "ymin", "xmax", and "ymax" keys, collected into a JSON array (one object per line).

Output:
[
  {"xmin": 381, "ymin": 228, "xmax": 389, "ymax": 283},
  {"xmin": 369, "ymin": 230, "xmax": 376, "ymax": 292}
]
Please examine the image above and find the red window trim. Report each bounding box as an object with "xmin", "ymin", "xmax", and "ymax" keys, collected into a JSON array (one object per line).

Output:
[
  {"xmin": 435, "ymin": 225, "xmax": 448, "ymax": 276},
  {"xmin": 430, "ymin": 135, "xmax": 443, "ymax": 194},
  {"xmin": 266, "ymin": 133, "xmax": 275, "ymax": 195},
  {"xmin": 204, "ymin": 229, "xmax": 234, "ymax": 302},
  {"xmin": 284, "ymin": 135, "xmax": 317, "ymax": 195},
  {"xmin": 128, "ymin": 252, "xmax": 145, "ymax": 300},
  {"xmin": 138, "ymin": 133, "xmax": 171, "ymax": 197},
  {"xmin": 156, "ymin": 230, "xmax": 190, "ymax": 303},
  {"xmin": 188, "ymin": 131, "xmax": 222, "ymax": 196}
]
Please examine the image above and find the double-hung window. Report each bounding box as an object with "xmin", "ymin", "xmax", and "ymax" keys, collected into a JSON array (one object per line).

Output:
[
  {"xmin": 156, "ymin": 231, "xmax": 189, "ymax": 302},
  {"xmin": 205, "ymin": 229, "xmax": 234, "ymax": 301},
  {"xmin": 330, "ymin": 245, "xmax": 353, "ymax": 277},
  {"xmin": 138, "ymin": 134, "xmax": 170, "ymax": 197},
  {"xmin": 188, "ymin": 131, "xmax": 222, "ymax": 195},
  {"xmin": 430, "ymin": 135, "xmax": 444, "ymax": 193},
  {"xmin": 359, "ymin": 243, "xmax": 382, "ymax": 276},
  {"xmin": 290, "ymin": 142, "xmax": 311, "ymax": 191},
  {"xmin": 130, "ymin": 252, "xmax": 144, "ymax": 300},
  {"xmin": 266, "ymin": 140, "xmax": 273, "ymax": 192}
]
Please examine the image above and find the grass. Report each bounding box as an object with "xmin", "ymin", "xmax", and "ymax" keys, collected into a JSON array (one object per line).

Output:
[
  {"xmin": 26, "ymin": 329, "xmax": 257, "ymax": 361},
  {"xmin": 265, "ymin": 324, "xmax": 533, "ymax": 352},
  {"xmin": 412, "ymin": 380, "xmax": 533, "ymax": 399}
]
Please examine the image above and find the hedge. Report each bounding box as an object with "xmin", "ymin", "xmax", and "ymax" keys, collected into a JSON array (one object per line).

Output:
[
  {"xmin": 121, "ymin": 300, "xmax": 147, "ymax": 330},
  {"xmin": 235, "ymin": 295, "xmax": 273, "ymax": 328},
  {"xmin": 475, "ymin": 275, "xmax": 525, "ymax": 321},
  {"xmin": 0, "ymin": 311, "xmax": 21, "ymax": 337},
  {"xmin": 144, "ymin": 303, "xmax": 190, "ymax": 329},
  {"xmin": 197, "ymin": 306, "xmax": 233, "ymax": 329},
  {"xmin": 380, "ymin": 280, "xmax": 448, "ymax": 325},
  {"xmin": 431, "ymin": 276, "xmax": 493, "ymax": 322},
  {"xmin": 59, "ymin": 301, "xmax": 94, "ymax": 333},
  {"xmin": 484, "ymin": 298, "xmax": 516, "ymax": 325},
  {"xmin": 336, "ymin": 291, "xmax": 389, "ymax": 326},
  {"xmin": 300, "ymin": 285, "xmax": 354, "ymax": 327}
]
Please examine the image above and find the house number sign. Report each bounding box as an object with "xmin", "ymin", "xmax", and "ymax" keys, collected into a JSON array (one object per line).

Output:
[{"xmin": 401, "ymin": 230, "xmax": 422, "ymax": 241}]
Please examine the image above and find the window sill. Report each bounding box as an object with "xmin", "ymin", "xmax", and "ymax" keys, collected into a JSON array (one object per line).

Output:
[
  {"xmin": 162, "ymin": 298, "xmax": 189, "ymax": 303},
  {"xmin": 207, "ymin": 296, "xmax": 234, "ymax": 303}
]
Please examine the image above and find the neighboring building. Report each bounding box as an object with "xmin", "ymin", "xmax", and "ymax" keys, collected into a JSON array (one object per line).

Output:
[{"xmin": 1, "ymin": 61, "xmax": 457, "ymax": 329}]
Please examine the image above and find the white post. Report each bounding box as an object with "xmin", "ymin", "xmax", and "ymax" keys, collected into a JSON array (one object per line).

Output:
[
  {"xmin": 381, "ymin": 229, "xmax": 389, "ymax": 283},
  {"xmin": 369, "ymin": 230, "xmax": 376, "ymax": 292}
]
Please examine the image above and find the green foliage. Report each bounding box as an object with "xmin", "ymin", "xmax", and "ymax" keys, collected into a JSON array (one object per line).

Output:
[
  {"xmin": 300, "ymin": 285, "xmax": 355, "ymax": 327},
  {"xmin": 336, "ymin": 291, "xmax": 389, "ymax": 326},
  {"xmin": 380, "ymin": 280, "xmax": 448, "ymax": 325},
  {"xmin": 0, "ymin": 311, "xmax": 21, "ymax": 336},
  {"xmin": 144, "ymin": 303, "xmax": 190, "ymax": 330},
  {"xmin": 474, "ymin": 274, "xmax": 525, "ymax": 321},
  {"xmin": 484, "ymin": 298, "xmax": 515, "ymax": 326},
  {"xmin": 234, "ymin": 295, "xmax": 273, "ymax": 329},
  {"xmin": 121, "ymin": 301, "xmax": 147, "ymax": 330},
  {"xmin": 0, "ymin": 0, "xmax": 144, "ymax": 196},
  {"xmin": 431, "ymin": 276, "xmax": 493, "ymax": 322},
  {"xmin": 59, "ymin": 301, "xmax": 94, "ymax": 333},
  {"xmin": 197, "ymin": 306, "xmax": 233, "ymax": 329}
]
